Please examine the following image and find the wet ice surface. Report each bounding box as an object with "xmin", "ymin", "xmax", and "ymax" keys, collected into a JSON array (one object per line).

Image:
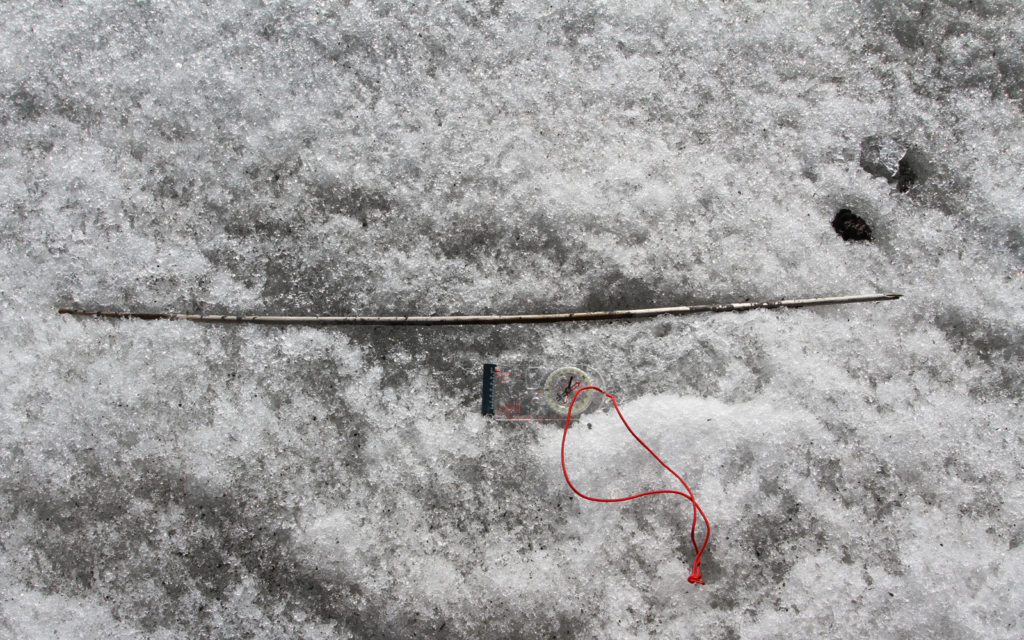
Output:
[{"xmin": 2, "ymin": 0, "xmax": 1024, "ymax": 637}]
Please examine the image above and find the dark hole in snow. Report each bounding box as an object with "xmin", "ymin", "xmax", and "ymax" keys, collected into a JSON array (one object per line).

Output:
[
  {"xmin": 832, "ymin": 209, "xmax": 872, "ymax": 242},
  {"xmin": 895, "ymin": 156, "xmax": 919, "ymax": 193}
]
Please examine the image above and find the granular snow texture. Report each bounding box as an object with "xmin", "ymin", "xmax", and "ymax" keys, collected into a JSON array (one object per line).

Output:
[{"xmin": 2, "ymin": 1, "xmax": 1023, "ymax": 638}]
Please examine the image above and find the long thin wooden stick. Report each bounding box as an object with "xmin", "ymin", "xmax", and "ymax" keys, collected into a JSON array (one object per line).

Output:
[{"xmin": 58, "ymin": 293, "xmax": 900, "ymax": 326}]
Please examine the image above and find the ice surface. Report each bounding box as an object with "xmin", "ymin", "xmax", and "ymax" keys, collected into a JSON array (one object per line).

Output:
[{"xmin": 2, "ymin": 0, "xmax": 1024, "ymax": 638}]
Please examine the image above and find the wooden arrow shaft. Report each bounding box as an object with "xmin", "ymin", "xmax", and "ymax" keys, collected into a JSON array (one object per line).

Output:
[{"xmin": 58, "ymin": 293, "xmax": 900, "ymax": 326}]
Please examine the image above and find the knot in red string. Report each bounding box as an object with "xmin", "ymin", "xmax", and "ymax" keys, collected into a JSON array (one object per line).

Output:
[
  {"xmin": 687, "ymin": 560, "xmax": 704, "ymax": 585},
  {"xmin": 560, "ymin": 386, "xmax": 711, "ymax": 586}
]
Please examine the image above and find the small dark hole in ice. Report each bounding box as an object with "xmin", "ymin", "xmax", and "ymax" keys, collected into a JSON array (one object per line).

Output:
[
  {"xmin": 895, "ymin": 157, "xmax": 917, "ymax": 193},
  {"xmin": 832, "ymin": 209, "xmax": 872, "ymax": 242}
]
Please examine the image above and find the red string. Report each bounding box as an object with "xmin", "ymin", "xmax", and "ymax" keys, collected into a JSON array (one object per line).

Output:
[{"xmin": 560, "ymin": 386, "xmax": 711, "ymax": 585}]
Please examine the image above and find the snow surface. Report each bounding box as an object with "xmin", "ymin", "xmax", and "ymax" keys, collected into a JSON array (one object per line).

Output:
[{"xmin": 2, "ymin": 0, "xmax": 1024, "ymax": 638}]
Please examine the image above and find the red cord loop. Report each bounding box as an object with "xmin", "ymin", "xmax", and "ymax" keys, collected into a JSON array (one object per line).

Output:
[{"xmin": 560, "ymin": 386, "xmax": 710, "ymax": 586}]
